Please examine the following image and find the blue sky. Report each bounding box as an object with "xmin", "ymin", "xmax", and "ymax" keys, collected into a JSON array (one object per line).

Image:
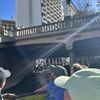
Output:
[
  {"xmin": 0, "ymin": 0, "xmax": 98, "ymax": 20},
  {"xmin": 0, "ymin": 0, "xmax": 15, "ymax": 20},
  {"xmin": 73, "ymin": 0, "xmax": 97, "ymax": 10}
]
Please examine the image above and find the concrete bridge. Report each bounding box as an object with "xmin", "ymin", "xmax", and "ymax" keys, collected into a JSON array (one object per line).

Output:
[
  {"xmin": 1, "ymin": 13, "xmax": 100, "ymax": 50},
  {"xmin": 0, "ymin": 13, "xmax": 100, "ymax": 94},
  {"xmin": 15, "ymin": 14, "xmax": 100, "ymax": 49}
]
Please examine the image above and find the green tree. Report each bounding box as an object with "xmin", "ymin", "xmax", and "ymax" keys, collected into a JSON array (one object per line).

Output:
[
  {"xmin": 96, "ymin": 0, "xmax": 100, "ymax": 12},
  {"xmin": 76, "ymin": 0, "xmax": 96, "ymax": 16}
]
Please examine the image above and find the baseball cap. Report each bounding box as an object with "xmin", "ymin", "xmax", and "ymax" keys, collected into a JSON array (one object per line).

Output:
[
  {"xmin": 49, "ymin": 65, "xmax": 68, "ymax": 77},
  {"xmin": 0, "ymin": 67, "xmax": 11, "ymax": 81},
  {"xmin": 54, "ymin": 68, "xmax": 100, "ymax": 100}
]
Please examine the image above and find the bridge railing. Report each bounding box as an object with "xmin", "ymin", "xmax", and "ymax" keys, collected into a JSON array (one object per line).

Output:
[{"xmin": 16, "ymin": 13, "xmax": 100, "ymax": 37}]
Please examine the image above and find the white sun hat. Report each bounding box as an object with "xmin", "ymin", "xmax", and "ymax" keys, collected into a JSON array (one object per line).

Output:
[
  {"xmin": 54, "ymin": 68, "xmax": 100, "ymax": 100},
  {"xmin": 0, "ymin": 67, "xmax": 11, "ymax": 81}
]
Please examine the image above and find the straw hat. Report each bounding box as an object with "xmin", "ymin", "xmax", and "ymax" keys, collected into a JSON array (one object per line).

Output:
[{"xmin": 54, "ymin": 68, "xmax": 100, "ymax": 100}]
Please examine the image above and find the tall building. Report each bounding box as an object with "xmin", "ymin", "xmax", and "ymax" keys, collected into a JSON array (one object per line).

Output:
[
  {"xmin": 16, "ymin": 0, "xmax": 64, "ymax": 28},
  {"xmin": 0, "ymin": 20, "xmax": 15, "ymax": 31},
  {"xmin": 0, "ymin": 20, "xmax": 16, "ymax": 41},
  {"xmin": 62, "ymin": 0, "xmax": 77, "ymax": 18}
]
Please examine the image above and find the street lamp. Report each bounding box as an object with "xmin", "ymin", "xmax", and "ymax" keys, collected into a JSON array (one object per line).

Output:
[{"xmin": 65, "ymin": 0, "xmax": 71, "ymax": 16}]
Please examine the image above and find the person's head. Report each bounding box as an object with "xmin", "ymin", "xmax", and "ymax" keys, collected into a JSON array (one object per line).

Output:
[
  {"xmin": 49, "ymin": 65, "xmax": 68, "ymax": 80},
  {"xmin": 0, "ymin": 67, "xmax": 11, "ymax": 89},
  {"xmin": 71, "ymin": 63, "xmax": 84, "ymax": 74},
  {"xmin": 54, "ymin": 68, "xmax": 100, "ymax": 100},
  {"xmin": 64, "ymin": 57, "xmax": 70, "ymax": 65}
]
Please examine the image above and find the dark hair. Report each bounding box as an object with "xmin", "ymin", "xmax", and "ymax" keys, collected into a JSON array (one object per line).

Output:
[
  {"xmin": 49, "ymin": 65, "xmax": 68, "ymax": 77},
  {"xmin": 72, "ymin": 63, "xmax": 84, "ymax": 73}
]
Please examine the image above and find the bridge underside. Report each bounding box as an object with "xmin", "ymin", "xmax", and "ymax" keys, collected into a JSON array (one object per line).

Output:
[
  {"xmin": 73, "ymin": 37, "xmax": 100, "ymax": 56},
  {"xmin": 14, "ymin": 43, "xmax": 69, "ymax": 58},
  {"xmin": 0, "ymin": 42, "xmax": 69, "ymax": 76},
  {"xmin": 0, "ymin": 42, "xmax": 69, "ymax": 94}
]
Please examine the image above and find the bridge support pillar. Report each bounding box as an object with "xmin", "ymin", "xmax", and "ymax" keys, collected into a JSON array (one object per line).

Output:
[{"xmin": 69, "ymin": 50, "xmax": 75, "ymax": 66}]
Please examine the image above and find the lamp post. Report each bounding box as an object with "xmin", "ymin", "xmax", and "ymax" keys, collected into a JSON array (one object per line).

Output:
[{"xmin": 66, "ymin": 0, "xmax": 71, "ymax": 16}]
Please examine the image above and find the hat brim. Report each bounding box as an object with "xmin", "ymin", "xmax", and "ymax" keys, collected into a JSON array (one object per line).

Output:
[
  {"xmin": 54, "ymin": 69, "xmax": 100, "ymax": 100},
  {"xmin": 4, "ymin": 69, "xmax": 11, "ymax": 78},
  {"xmin": 54, "ymin": 76, "xmax": 70, "ymax": 89}
]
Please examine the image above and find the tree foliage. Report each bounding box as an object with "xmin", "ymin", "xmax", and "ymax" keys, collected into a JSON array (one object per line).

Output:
[{"xmin": 76, "ymin": 0, "xmax": 96, "ymax": 15}]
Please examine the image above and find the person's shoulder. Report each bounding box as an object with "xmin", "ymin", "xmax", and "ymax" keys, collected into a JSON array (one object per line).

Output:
[{"xmin": 48, "ymin": 79, "xmax": 55, "ymax": 87}]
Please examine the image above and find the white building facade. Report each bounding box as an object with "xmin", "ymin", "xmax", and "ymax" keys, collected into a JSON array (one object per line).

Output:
[
  {"xmin": 61, "ymin": 0, "xmax": 77, "ymax": 18},
  {"xmin": 16, "ymin": 0, "xmax": 64, "ymax": 28}
]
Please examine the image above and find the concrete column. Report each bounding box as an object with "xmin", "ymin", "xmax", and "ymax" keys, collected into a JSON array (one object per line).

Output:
[{"xmin": 69, "ymin": 50, "xmax": 75, "ymax": 66}]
